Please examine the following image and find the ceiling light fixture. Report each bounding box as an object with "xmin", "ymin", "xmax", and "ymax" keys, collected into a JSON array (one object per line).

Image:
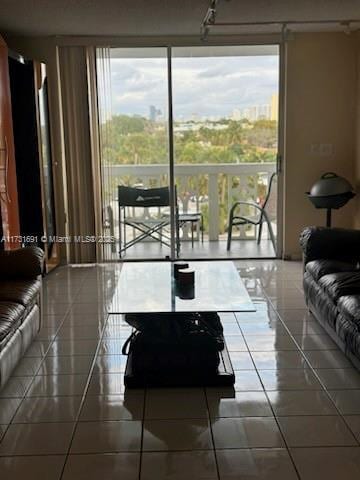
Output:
[
  {"xmin": 201, "ymin": 0, "xmax": 219, "ymax": 41},
  {"xmin": 340, "ymin": 20, "xmax": 352, "ymax": 35},
  {"xmin": 200, "ymin": 1, "xmax": 360, "ymax": 40}
]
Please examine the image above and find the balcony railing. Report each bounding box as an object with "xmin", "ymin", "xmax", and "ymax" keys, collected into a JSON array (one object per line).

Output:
[{"xmin": 102, "ymin": 162, "xmax": 276, "ymax": 241}]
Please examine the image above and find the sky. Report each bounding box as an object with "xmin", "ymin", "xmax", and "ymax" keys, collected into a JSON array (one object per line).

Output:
[{"xmin": 106, "ymin": 53, "xmax": 279, "ymax": 121}]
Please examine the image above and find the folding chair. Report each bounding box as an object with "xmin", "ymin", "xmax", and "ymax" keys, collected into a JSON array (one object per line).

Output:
[{"xmin": 118, "ymin": 185, "xmax": 180, "ymax": 258}]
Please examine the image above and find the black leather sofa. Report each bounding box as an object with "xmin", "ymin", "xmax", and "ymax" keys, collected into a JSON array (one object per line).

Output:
[
  {"xmin": 0, "ymin": 246, "xmax": 44, "ymax": 388},
  {"xmin": 300, "ymin": 226, "xmax": 360, "ymax": 369}
]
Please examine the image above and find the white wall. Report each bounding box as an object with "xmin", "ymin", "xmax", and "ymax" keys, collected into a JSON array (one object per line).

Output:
[{"xmin": 284, "ymin": 32, "xmax": 357, "ymax": 258}]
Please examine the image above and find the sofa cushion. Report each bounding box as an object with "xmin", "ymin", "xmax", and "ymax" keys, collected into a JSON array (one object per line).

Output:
[
  {"xmin": 337, "ymin": 296, "xmax": 360, "ymax": 326},
  {"xmin": 0, "ymin": 279, "xmax": 41, "ymax": 309},
  {"xmin": 300, "ymin": 227, "xmax": 360, "ymax": 265},
  {"xmin": 336, "ymin": 314, "xmax": 360, "ymax": 358},
  {"xmin": 0, "ymin": 247, "xmax": 44, "ymax": 280},
  {"xmin": 306, "ymin": 260, "xmax": 359, "ymax": 282},
  {"xmin": 318, "ymin": 272, "xmax": 360, "ymax": 301},
  {"xmin": 303, "ymin": 271, "xmax": 338, "ymax": 329},
  {"xmin": 0, "ymin": 301, "xmax": 25, "ymax": 344}
]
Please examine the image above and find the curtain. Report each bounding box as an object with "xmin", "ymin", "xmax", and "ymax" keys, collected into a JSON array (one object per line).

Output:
[
  {"xmin": 95, "ymin": 47, "xmax": 114, "ymax": 261},
  {"xmin": 58, "ymin": 46, "xmax": 96, "ymax": 263}
]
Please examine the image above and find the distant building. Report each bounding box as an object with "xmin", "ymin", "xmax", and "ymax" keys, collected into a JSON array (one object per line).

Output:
[
  {"xmin": 236, "ymin": 104, "xmax": 271, "ymax": 122},
  {"xmin": 233, "ymin": 97, "xmax": 278, "ymax": 122},
  {"xmin": 174, "ymin": 121, "xmax": 228, "ymax": 133},
  {"xmin": 258, "ymin": 104, "xmax": 271, "ymax": 120},
  {"xmin": 270, "ymin": 93, "xmax": 279, "ymax": 122},
  {"xmin": 232, "ymin": 109, "xmax": 241, "ymax": 120},
  {"xmin": 149, "ymin": 105, "xmax": 156, "ymax": 121},
  {"xmin": 149, "ymin": 105, "xmax": 162, "ymax": 122}
]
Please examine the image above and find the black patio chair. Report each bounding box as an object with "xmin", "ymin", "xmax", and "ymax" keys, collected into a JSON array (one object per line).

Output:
[
  {"xmin": 118, "ymin": 185, "xmax": 180, "ymax": 257},
  {"xmin": 227, "ymin": 173, "xmax": 277, "ymax": 252}
]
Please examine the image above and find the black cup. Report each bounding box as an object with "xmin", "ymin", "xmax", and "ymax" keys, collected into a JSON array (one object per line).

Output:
[{"xmin": 173, "ymin": 262, "xmax": 189, "ymax": 280}]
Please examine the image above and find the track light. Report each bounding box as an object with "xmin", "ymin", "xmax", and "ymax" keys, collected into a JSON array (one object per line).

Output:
[
  {"xmin": 201, "ymin": 25, "xmax": 210, "ymax": 41},
  {"xmin": 205, "ymin": 8, "xmax": 216, "ymax": 25},
  {"xmin": 200, "ymin": 0, "xmax": 359, "ymax": 40},
  {"xmin": 201, "ymin": 0, "xmax": 219, "ymax": 40},
  {"xmin": 340, "ymin": 21, "xmax": 352, "ymax": 35}
]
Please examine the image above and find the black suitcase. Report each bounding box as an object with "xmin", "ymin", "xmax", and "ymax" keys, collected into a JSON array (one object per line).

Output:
[{"xmin": 122, "ymin": 312, "xmax": 224, "ymax": 376}]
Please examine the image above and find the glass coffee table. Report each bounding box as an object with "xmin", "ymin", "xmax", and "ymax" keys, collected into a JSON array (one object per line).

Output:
[{"xmin": 109, "ymin": 261, "xmax": 255, "ymax": 387}]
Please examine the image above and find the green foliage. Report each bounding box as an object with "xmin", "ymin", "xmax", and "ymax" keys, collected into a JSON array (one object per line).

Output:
[
  {"xmin": 100, "ymin": 115, "xmax": 278, "ymax": 236},
  {"xmin": 100, "ymin": 115, "xmax": 278, "ymax": 166}
]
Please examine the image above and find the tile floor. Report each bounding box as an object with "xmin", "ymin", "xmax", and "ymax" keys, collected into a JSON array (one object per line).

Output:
[{"xmin": 0, "ymin": 260, "xmax": 360, "ymax": 479}]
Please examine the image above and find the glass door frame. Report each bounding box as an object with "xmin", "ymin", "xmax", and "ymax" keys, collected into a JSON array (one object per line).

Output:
[
  {"xmin": 90, "ymin": 42, "xmax": 284, "ymax": 262},
  {"xmin": 167, "ymin": 46, "xmax": 177, "ymax": 261}
]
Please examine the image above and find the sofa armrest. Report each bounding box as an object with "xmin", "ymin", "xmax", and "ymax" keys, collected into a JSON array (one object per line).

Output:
[
  {"xmin": 300, "ymin": 227, "xmax": 360, "ymax": 266},
  {"xmin": 0, "ymin": 247, "xmax": 44, "ymax": 280}
]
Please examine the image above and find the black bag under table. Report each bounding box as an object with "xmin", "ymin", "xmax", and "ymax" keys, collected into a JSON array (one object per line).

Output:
[{"xmin": 110, "ymin": 261, "xmax": 255, "ymax": 389}]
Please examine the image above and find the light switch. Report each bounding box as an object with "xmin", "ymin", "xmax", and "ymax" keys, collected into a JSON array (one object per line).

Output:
[
  {"xmin": 320, "ymin": 144, "xmax": 333, "ymax": 156},
  {"xmin": 310, "ymin": 143, "xmax": 333, "ymax": 156},
  {"xmin": 310, "ymin": 144, "xmax": 320, "ymax": 155}
]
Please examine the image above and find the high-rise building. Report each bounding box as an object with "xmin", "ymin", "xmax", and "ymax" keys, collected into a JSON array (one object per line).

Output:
[
  {"xmin": 238, "ymin": 104, "xmax": 271, "ymax": 121},
  {"xmin": 149, "ymin": 105, "xmax": 162, "ymax": 122},
  {"xmin": 149, "ymin": 105, "xmax": 157, "ymax": 121},
  {"xmin": 270, "ymin": 93, "xmax": 279, "ymax": 121}
]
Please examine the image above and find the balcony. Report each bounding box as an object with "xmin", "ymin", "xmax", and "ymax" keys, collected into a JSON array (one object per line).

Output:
[{"xmin": 102, "ymin": 162, "xmax": 277, "ymax": 259}]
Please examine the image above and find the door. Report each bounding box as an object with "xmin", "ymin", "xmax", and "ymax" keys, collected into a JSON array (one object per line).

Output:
[
  {"xmin": 34, "ymin": 62, "xmax": 60, "ymax": 271},
  {"xmin": 96, "ymin": 47, "xmax": 171, "ymax": 261},
  {"xmin": 172, "ymin": 45, "xmax": 280, "ymax": 259},
  {"xmin": 94, "ymin": 45, "xmax": 281, "ymax": 261},
  {"xmin": 0, "ymin": 36, "xmax": 20, "ymax": 249}
]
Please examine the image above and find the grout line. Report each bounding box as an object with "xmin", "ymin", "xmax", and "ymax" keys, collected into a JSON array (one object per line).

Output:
[
  {"xmin": 203, "ymin": 387, "xmax": 221, "ymax": 480},
  {"xmin": 57, "ymin": 315, "xmax": 109, "ymax": 480},
  {"xmin": 0, "ymin": 308, "xmax": 72, "ymax": 439},
  {"xmin": 2, "ymin": 262, "xmax": 359, "ymax": 476},
  {"xmin": 0, "ymin": 272, "xmax": 89, "ymax": 461},
  {"xmin": 260, "ymin": 286, "xmax": 360, "ymax": 448},
  {"xmin": 138, "ymin": 387, "xmax": 147, "ymax": 480},
  {"xmin": 35, "ymin": 272, "xmax": 90, "ymax": 473},
  {"xmin": 238, "ymin": 308, "xmax": 302, "ymax": 480},
  {"xmin": 0, "ymin": 444, "xmax": 358, "ymax": 459}
]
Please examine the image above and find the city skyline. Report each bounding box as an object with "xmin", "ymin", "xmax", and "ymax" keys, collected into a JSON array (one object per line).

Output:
[
  {"xmin": 108, "ymin": 54, "xmax": 279, "ymax": 120},
  {"xmin": 148, "ymin": 92, "xmax": 278, "ymax": 123}
]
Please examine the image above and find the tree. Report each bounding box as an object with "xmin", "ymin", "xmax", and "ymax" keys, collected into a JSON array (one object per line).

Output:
[{"xmin": 100, "ymin": 114, "xmax": 277, "ymax": 234}]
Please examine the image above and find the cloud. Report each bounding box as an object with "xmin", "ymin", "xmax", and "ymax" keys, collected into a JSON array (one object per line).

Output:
[{"xmin": 105, "ymin": 52, "xmax": 279, "ymax": 118}]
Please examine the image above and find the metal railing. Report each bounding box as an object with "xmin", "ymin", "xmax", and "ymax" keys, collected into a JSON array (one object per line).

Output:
[{"xmin": 102, "ymin": 162, "xmax": 276, "ymax": 241}]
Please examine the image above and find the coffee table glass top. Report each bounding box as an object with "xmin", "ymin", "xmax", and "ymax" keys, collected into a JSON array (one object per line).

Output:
[{"xmin": 109, "ymin": 261, "xmax": 255, "ymax": 314}]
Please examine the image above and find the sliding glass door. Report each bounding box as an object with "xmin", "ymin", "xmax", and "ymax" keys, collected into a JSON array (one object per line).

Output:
[
  {"xmin": 96, "ymin": 45, "xmax": 280, "ymax": 261},
  {"xmin": 172, "ymin": 45, "xmax": 279, "ymax": 259},
  {"xmin": 96, "ymin": 48, "xmax": 172, "ymax": 260}
]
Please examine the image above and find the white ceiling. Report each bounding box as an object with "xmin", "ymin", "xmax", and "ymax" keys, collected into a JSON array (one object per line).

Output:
[{"xmin": 0, "ymin": 0, "xmax": 360, "ymax": 37}]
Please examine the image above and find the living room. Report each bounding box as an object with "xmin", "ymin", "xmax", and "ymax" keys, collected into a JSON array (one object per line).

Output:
[{"xmin": 1, "ymin": 1, "xmax": 360, "ymax": 479}]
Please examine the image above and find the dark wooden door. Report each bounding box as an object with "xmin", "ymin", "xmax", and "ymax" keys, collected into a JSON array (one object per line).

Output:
[{"xmin": 0, "ymin": 35, "xmax": 20, "ymax": 249}]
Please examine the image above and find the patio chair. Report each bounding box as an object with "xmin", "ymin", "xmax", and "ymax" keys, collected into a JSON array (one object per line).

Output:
[
  {"xmin": 226, "ymin": 173, "xmax": 277, "ymax": 252},
  {"xmin": 118, "ymin": 185, "xmax": 180, "ymax": 257},
  {"xmin": 177, "ymin": 212, "xmax": 204, "ymax": 247}
]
